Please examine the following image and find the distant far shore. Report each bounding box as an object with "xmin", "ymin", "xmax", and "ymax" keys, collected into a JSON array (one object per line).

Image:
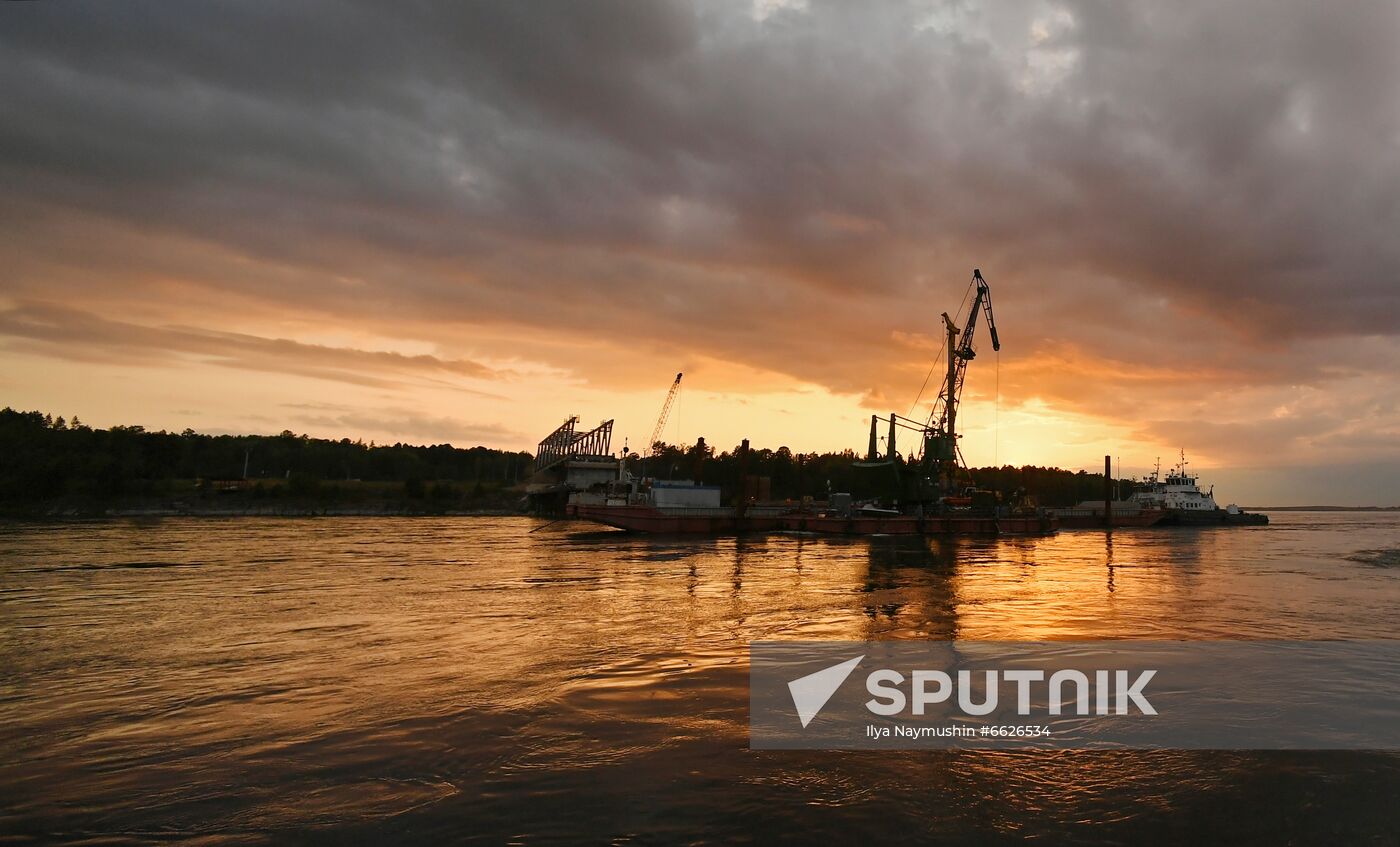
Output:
[
  {"xmin": 5, "ymin": 409, "xmax": 1396, "ymax": 520},
  {"xmin": 1246, "ymin": 505, "xmax": 1400, "ymax": 512}
]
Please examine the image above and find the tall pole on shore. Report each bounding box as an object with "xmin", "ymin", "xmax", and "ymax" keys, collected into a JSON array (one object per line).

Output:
[
  {"xmin": 736, "ymin": 438, "xmax": 750, "ymax": 523},
  {"xmin": 1104, "ymin": 454, "xmax": 1113, "ymax": 529}
]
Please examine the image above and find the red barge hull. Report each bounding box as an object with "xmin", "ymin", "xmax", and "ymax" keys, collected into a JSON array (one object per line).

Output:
[
  {"xmin": 1051, "ymin": 510, "xmax": 1169, "ymax": 529},
  {"xmin": 569, "ymin": 504, "xmax": 1057, "ymax": 536},
  {"xmin": 778, "ymin": 513, "xmax": 1057, "ymax": 535},
  {"xmin": 569, "ymin": 504, "xmax": 776, "ymax": 533}
]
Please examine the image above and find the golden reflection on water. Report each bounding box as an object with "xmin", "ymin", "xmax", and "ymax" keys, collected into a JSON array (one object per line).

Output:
[{"xmin": 1, "ymin": 514, "xmax": 1398, "ymax": 842}]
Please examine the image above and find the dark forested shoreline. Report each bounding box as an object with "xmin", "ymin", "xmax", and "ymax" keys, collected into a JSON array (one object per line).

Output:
[
  {"xmin": 2, "ymin": 408, "xmax": 1128, "ymax": 518},
  {"xmin": 0, "ymin": 408, "xmax": 533, "ymax": 517}
]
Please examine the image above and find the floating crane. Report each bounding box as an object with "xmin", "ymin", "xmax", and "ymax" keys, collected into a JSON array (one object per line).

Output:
[
  {"xmin": 648, "ymin": 372, "xmax": 683, "ymax": 456},
  {"xmin": 859, "ymin": 269, "xmax": 1000, "ymax": 503},
  {"xmin": 929, "ymin": 268, "xmax": 999, "ymax": 485}
]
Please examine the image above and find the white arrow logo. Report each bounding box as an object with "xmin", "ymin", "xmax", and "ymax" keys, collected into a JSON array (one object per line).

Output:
[{"xmin": 787, "ymin": 655, "xmax": 865, "ymax": 728}]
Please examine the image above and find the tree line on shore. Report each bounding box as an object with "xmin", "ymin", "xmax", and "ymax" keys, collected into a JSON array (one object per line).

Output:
[
  {"xmin": 0, "ymin": 408, "xmax": 533, "ymax": 511},
  {"xmin": 1, "ymin": 407, "xmax": 1125, "ymax": 512},
  {"xmin": 643, "ymin": 440, "xmax": 1129, "ymax": 507}
]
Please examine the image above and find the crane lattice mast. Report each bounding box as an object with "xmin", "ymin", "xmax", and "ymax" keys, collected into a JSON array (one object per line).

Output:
[{"xmin": 649, "ymin": 372, "xmax": 683, "ymax": 456}]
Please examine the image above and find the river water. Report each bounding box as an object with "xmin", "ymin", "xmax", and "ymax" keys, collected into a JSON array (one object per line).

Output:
[{"xmin": 2, "ymin": 513, "xmax": 1398, "ymax": 843}]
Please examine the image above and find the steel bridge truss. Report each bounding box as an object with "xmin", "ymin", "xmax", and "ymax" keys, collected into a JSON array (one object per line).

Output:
[{"xmin": 532, "ymin": 417, "xmax": 614, "ymax": 474}]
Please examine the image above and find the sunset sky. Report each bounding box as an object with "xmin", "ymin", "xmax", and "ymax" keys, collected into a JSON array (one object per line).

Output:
[{"xmin": 2, "ymin": 1, "xmax": 1397, "ymax": 504}]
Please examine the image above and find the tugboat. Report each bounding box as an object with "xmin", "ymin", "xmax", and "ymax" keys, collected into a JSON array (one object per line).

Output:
[{"xmin": 1128, "ymin": 452, "xmax": 1268, "ymax": 526}]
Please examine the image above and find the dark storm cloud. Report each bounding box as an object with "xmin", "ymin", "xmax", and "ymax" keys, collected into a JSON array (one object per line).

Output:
[
  {"xmin": 0, "ymin": 1, "xmax": 1397, "ymax": 420},
  {"xmin": 0, "ymin": 303, "xmax": 502, "ymax": 391}
]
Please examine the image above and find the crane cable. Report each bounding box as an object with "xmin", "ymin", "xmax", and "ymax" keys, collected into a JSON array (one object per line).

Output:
[
  {"xmin": 908, "ymin": 278, "xmax": 976, "ymax": 422},
  {"xmin": 907, "ymin": 337, "xmax": 946, "ymax": 418},
  {"xmin": 994, "ymin": 347, "xmax": 1000, "ymax": 468}
]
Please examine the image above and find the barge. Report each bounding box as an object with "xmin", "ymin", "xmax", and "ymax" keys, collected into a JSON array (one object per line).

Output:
[
  {"xmin": 569, "ymin": 502, "xmax": 1057, "ymax": 535},
  {"xmin": 1050, "ymin": 502, "xmax": 1170, "ymax": 529}
]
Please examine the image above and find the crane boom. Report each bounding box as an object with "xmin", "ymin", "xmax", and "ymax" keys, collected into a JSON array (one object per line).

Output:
[
  {"xmin": 939, "ymin": 269, "xmax": 998, "ymax": 436},
  {"xmin": 649, "ymin": 372, "xmax": 683, "ymax": 456}
]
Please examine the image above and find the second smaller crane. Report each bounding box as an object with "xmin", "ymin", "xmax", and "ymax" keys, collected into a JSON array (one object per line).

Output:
[{"xmin": 649, "ymin": 372, "xmax": 683, "ymax": 456}]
